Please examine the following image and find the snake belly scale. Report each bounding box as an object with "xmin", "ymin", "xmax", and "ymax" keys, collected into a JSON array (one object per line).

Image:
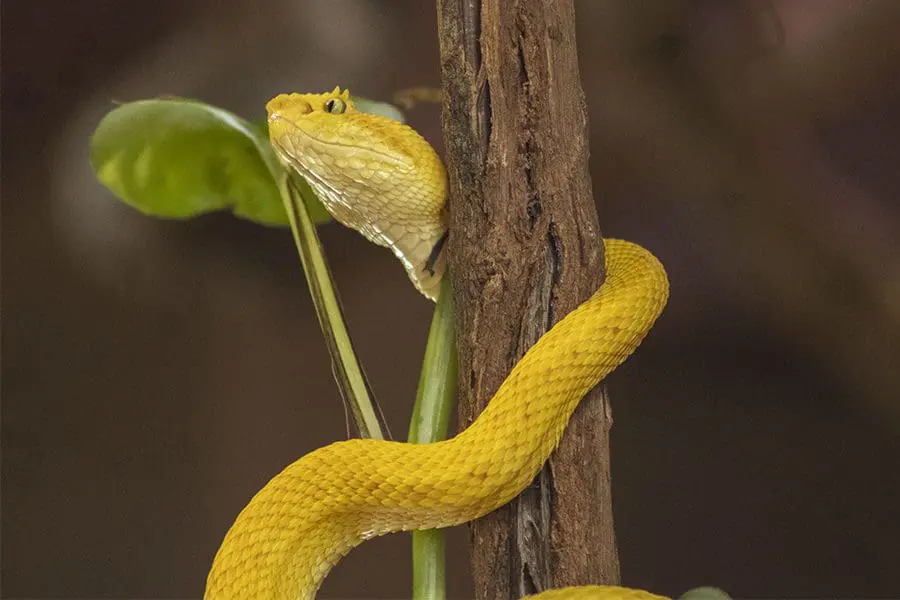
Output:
[{"xmin": 203, "ymin": 88, "xmax": 670, "ymax": 600}]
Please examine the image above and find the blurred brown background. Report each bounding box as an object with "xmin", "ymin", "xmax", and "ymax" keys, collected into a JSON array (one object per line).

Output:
[{"xmin": 3, "ymin": 1, "xmax": 900, "ymax": 598}]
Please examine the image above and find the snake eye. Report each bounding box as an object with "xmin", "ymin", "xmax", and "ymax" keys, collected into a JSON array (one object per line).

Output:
[{"xmin": 324, "ymin": 98, "xmax": 346, "ymax": 115}]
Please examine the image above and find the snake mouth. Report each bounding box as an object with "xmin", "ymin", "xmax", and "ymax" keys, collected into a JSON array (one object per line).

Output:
[{"xmin": 268, "ymin": 112, "xmax": 411, "ymax": 168}]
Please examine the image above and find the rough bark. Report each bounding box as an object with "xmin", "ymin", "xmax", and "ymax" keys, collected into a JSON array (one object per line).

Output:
[{"xmin": 436, "ymin": 1, "xmax": 620, "ymax": 598}]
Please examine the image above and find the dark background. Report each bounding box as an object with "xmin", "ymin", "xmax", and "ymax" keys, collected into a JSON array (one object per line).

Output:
[{"xmin": 3, "ymin": 1, "xmax": 900, "ymax": 598}]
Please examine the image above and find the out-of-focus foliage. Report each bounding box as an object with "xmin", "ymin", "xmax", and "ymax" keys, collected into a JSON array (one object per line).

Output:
[
  {"xmin": 90, "ymin": 99, "xmax": 313, "ymax": 225},
  {"xmin": 678, "ymin": 587, "xmax": 732, "ymax": 600},
  {"xmin": 89, "ymin": 95, "xmax": 404, "ymax": 226}
]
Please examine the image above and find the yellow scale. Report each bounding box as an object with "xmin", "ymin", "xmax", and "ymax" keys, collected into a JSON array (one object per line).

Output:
[{"xmin": 204, "ymin": 87, "xmax": 670, "ymax": 600}]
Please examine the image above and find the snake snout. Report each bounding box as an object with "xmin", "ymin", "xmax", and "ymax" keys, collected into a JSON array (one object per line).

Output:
[{"xmin": 266, "ymin": 94, "xmax": 313, "ymax": 125}]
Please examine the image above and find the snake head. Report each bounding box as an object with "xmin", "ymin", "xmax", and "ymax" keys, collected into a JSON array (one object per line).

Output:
[
  {"xmin": 266, "ymin": 86, "xmax": 356, "ymax": 132},
  {"xmin": 265, "ymin": 86, "xmax": 449, "ymax": 301},
  {"xmin": 265, "ymin": 86, "xmax": 414, "ymax": 167}
]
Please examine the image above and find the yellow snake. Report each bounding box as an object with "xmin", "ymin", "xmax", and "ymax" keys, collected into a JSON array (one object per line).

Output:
[{"xmin": 203, "ymin": 88, "xmax": 670, "ymax": 600}]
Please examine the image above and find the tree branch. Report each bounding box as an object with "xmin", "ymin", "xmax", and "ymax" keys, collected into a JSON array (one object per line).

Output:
[{"xmin": 436, "ymin": 1, "xmax": 620, "ymax": 597}]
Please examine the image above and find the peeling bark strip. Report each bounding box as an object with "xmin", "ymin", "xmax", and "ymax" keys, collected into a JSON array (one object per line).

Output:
[{"xmin": 436, "ymin": 1, "xmax": 620, "ymax": 598}]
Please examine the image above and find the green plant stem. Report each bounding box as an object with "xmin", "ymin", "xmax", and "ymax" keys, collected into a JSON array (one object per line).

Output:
[
  {"xmin": 278, "ymin": 172, "xmax": 384, "ymax": 440},
  {"xmin": 282, "ymin": 161, "xmax": 456, "ymax": 597},
  {"xmin": 411, "ymin": 530, "xmax": 446, "ymax": 600},
  {"xmin": 407, "ymin": 276, "xmax": 458, "ymax": 600}
]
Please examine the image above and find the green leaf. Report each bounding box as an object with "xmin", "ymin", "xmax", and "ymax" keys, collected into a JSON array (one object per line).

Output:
[
  {"xmin": 678, "ymin": 587, "xmax": 733, "ymax": 600},
  {"xmin": 89, "ymin": 94, "xmax": 405, "ymax": 228},
  {"xmin": 352, "ymin": 96, "xmax": 406, "ymax": 123},
  {"xmin": 89, "ymin": 98, "xmax": 331, "ymax": 226}
]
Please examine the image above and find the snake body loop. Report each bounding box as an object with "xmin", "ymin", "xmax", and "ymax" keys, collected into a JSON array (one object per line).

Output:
[{"xmin": 204, "ymin": 89, "xmax": 670, "ymax": 600}]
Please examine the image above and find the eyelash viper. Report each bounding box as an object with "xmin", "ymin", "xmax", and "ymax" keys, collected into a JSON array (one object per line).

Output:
[{"xmin": 203, "ymin": 87, "xmax": 670, "ymax": 600}]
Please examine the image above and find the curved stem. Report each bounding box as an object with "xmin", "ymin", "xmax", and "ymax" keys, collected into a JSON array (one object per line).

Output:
[{"xmin": 279, "ymin": 172, "xmax": 384, "ymax": 440}]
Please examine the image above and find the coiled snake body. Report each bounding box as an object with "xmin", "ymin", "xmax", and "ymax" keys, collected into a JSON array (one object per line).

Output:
[{"xmin": 204, "ymin": 88, "xmax": 670, "ymax": 600}]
